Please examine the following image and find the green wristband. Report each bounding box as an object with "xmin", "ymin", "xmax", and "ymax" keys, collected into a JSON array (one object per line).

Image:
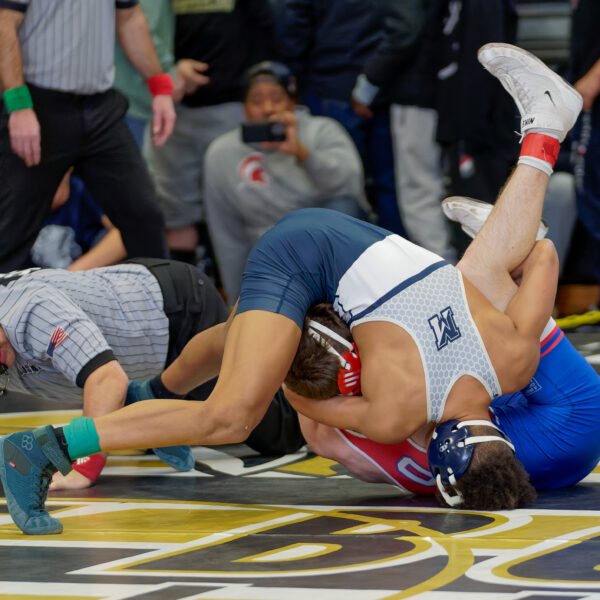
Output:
[{"xmin": 3, "ymin": 85, "xmax": 33, "ymax": 113}]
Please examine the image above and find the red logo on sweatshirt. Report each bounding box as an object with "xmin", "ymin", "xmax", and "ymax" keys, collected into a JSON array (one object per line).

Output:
[{"xmin": 239, "ymin": 153, "xmax": 268, "ymax": 185}]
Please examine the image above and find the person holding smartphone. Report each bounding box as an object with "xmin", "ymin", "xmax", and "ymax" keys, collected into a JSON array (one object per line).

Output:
[{"xmin": 204, "ymin": 61, "xmax": 371, "ymax": 303}]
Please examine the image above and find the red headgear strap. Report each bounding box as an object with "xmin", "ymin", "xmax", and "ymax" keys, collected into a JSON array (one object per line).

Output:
[
  {"xmin": 337, "ymin": 342, "xmax": 362, "ymax": 396},
  {"xmin": 307, "ymin": 320, "xmax": 362, "ymax": 396}
]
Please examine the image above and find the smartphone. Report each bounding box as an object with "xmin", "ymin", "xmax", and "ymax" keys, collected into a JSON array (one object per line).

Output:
[{"xmin": 241, "ymin": 120, "xmax": 286, "ymax": 143}]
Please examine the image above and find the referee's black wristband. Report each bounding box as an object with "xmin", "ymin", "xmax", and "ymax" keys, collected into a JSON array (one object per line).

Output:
[{"xmin": 149, "ymin": 374, "xmax": 184, "ymax": 399}]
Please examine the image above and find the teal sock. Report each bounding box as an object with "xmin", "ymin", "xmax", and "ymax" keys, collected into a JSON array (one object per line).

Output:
[{"xmin": 62, "ymin": 416, "xmax": 101, "ymax": 459}]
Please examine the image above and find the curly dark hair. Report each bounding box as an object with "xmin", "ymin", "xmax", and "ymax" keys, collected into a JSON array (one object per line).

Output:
[
  {"xmin": 284, "ymin": 303, "xmax": 352, "ymax": 399},
  {"xmin": 435, "ymin": 425, "xmax": 536, "ymax": 510}
]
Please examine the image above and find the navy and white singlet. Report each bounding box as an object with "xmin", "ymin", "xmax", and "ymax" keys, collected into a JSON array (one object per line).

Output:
[
  {"xmin": 237, "ymin": 208, "xmax": 445, "ymax": 327},
  {"xmin": 239, "ymin": 208, "xmax": 501, "ymax": 421}
]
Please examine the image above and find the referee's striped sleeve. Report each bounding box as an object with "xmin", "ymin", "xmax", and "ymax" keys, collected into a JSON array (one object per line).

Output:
[{"xmin": 15, "ymin": 285, "xmax": 113, "ymax": 385}]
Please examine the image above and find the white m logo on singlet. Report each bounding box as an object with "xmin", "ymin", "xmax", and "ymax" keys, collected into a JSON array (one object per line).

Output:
[{"xmin": 428, "ymin": 306, "xmax": 461, "ymax": 350}]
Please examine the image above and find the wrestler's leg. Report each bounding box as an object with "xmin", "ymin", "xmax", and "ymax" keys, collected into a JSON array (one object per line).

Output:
[
  {"xmin": 457, "ymin": 45, "xmax": 581, "ymax": 311},
  {"xmin": 90, "ymin": 311, "xmax": 301, "ymax": 451},
  {"xmin": 457, "ymin": 165, "xmax": 549, "ymax": 311}
]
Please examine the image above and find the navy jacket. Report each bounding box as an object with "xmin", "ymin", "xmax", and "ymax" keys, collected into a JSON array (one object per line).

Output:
[{"xmin": 279, "ymin": 0, "xmax": 387, "ymax": 102}]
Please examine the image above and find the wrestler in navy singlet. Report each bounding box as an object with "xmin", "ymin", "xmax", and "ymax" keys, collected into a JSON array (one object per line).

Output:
[
  {"xmin": 238, "ymin": 208, "xmax": 445, "ymax": 327},
  {"xmin": 240, "ymin": 208, "xmax": 501, "ymax": 421}
]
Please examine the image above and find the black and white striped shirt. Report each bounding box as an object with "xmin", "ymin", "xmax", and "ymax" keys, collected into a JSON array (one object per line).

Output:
[
  {"xmin": 0, "ymin": 263, "xmax": 169, "ymax": 402},
  {"xmin": 1, "ymin": 0, "xmax": 138, "ymax": 94}
]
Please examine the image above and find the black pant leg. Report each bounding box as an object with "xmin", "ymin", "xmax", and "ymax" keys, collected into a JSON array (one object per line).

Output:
[
  {"xmin": 76, "ymin": 89, "xmax": 168, "ymax": 259},
  {"xmin": 0, "ymin": 88, "xmax": 76, "ymax": 271}
]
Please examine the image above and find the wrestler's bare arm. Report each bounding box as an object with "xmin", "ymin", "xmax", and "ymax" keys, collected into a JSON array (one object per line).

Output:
[
  {"xmin": 484, "ymin": 238, "xmax": 560, "ymax": 389},
  {"xmin": 160, "ymin": 321, "xmax": 229, "ymax": 395},
  {"xmin": 284, "ymin": 386, "xmax": 416, "ymax": 444},
  {"xmin": 505, "ymin": 239, "xmax": 559, "ymax": 342},
  {"xmin": 160, "ymin": 302, "xmax": 239, "ymax": 395},
  {"xmin": 284, "ymin": 387, "xmax": 367, "ymax": 429}
]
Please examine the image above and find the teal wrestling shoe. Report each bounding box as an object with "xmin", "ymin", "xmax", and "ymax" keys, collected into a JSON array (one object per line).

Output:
[
  {"xmin": 0, "ymin": 426, "xmax": 72, "ymax": 535},
  {"xmin": 126, "ymin": 379, "xmax": 195, "ymax": 471},
  {"xmin": 125, "ymin": 378, "xmax": 154, "ymax": 405},
  {"xmin": 152, "ymin": 445, "xmax": 195, "ymax": 471}
]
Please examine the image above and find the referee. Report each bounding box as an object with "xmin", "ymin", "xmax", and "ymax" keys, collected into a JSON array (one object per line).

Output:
[
  {"xmin": 0, "ymin": 260, "xmax": 304, "ymax": 489},
  {"xmin": 0, "ymin": 0, "xmax": 175, "ymax": 271}
]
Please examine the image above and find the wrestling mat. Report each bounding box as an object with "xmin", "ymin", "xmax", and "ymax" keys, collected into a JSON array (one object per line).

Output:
[{"xmin": 1, "ymin": 330, "xmax": 600, "ymax": 600}]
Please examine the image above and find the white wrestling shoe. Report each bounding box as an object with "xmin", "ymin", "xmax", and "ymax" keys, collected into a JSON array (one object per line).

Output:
[
  {"xmin": 442, "ymin": 196, "xmax": 548, "ymax": 240},
  {"xmin": 477, "ymin": 43, "xmax": 582, "ymax": 142}
]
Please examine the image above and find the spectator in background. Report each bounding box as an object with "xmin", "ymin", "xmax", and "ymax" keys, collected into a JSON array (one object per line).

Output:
[
  {"xmin": 436, "ymin": 0, "xmax": 519, "ymax": 253},
  {"xmin": 114, "ymin": 0, "xmax": 208, "ymax": 147},
  {"xmin": 539, "ymin": 155, "xmax": 577, "ymax": 276},
  {"xmin": 30, "ymin": 168, "xmax": 127, "ymax": 272},
  {"xmin": 350, "ymin": 0, "xmax": 457, "ymax": 262},
  {"xmin": 277, "ymin": 0, "xmax": 403, "ymax": 235},
  {"xmin": 555, "ymin": 0, "xmax": 600, "ymax": 315},
  {"xmin": 144, "ymin": 0, "xmax": 278, "ymax": 266},
  {"xmin": 0, "ymin": 1, "xmax": 175, "ymax": 272},
  {"xmin": 204, "ymin": 61, "xmax": 369, "ymax": 303}
]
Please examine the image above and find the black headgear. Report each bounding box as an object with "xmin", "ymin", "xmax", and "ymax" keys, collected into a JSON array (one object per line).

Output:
[
  {"xmin": 428, "ymin": 419, "xmax": 515, "ymax": 507},
  {"xmin": 244, "ymin": 61, "xmax": 298, "ymax": 99}
]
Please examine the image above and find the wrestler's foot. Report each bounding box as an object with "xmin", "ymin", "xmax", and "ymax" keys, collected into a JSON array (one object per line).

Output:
[
  {"xmin": 126, "ymin": 380, "xmax": 194, "ymax": 471},
  {"xmin": 125, "ymin": 379, "xmax": 154, "ymax": 405},
  {"xmin": 477, "ymin": 43, "xmax": 582, "ymax": 142},
  {"xmin": 50, "ymin": 453, "xmax": 107, "ymax": 491},
  {"xmin": 153, "ymin": 444, "xmax": 195, "ymax": 471},
  {"xmin": 442, "ymin": 196, "xmax": 548, "ymax": 240},
  {"xmin": 49, "ymin": 468, "xmax": 94, "ymax": 491},
  {"xmin": 0, "ymin": 426, "xmax": 72, "ymax": 534}
]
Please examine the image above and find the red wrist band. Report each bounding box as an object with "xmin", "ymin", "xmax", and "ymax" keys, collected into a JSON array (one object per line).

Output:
[
  {"xmin": 147, "ymin": 73, "xmax": 174, "ymax": 97},
  {"xmin": 520, "ymin": 133, "xmax": 560, "ymax": 167},
  {"xmin": 72, "ymin": 453, "xmax": 106, "ymax": 483}
]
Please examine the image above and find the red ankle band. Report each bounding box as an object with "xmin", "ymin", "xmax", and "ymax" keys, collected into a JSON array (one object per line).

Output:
[
  {"xmin": 520, "ymin": 133, "xmax": 560, "ymax": 167},
  {"xmin": 72, "ymin": 453, "xmax": 106, "ymax": 483}
]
